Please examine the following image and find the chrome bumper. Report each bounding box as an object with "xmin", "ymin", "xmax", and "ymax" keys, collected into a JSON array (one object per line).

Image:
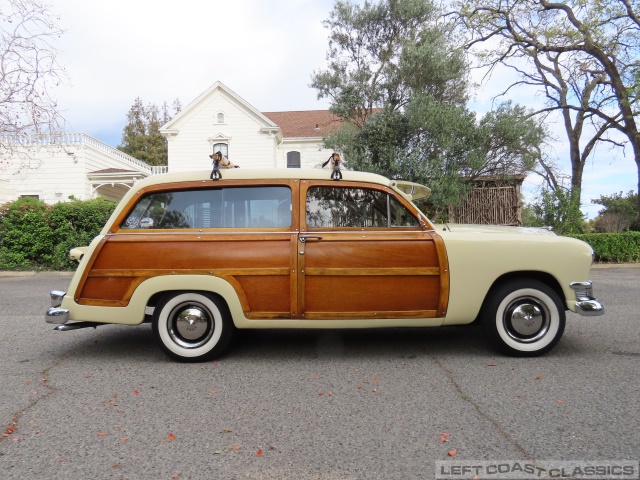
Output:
[
  {"xmin": 46, "ymin": 290, "xmax": 69, "ymax": 324},
  {"xmin": 570, "ymin": 281, "xmax": 605, "ymax": 316}
]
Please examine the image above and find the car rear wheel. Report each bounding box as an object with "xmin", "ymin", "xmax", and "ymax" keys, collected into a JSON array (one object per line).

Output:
[
  {"xmin": 482, "ymin": 279, "xmax": 565, "ymax": 356},
  {"xmin": 153, "ymin": 292, "xmax": 232, "ymax": 362}
]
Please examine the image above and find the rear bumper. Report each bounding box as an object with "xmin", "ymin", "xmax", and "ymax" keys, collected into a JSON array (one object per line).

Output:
[
  {"xmin": 46, "ymin": 307, "xmax": 70, "ymax": 324},
  {"xmin": 46, "ymin": 290, "xmax": 69, "ymax": 324},
  {"xmin": 570, "ymin": 281, "xmax": 605, "ymax": 316}
]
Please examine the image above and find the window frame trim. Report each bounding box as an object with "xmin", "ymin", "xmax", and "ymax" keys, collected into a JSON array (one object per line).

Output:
[
  {"xmin": 301, "ymin": 181, "xmax": 422, "ymax": 232},
  {"xmin": 111, "ymin": 179, "xmax": 298, "ymax": 234}
]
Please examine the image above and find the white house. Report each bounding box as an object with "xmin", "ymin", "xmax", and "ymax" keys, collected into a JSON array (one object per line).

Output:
[
  {"xmin": 0, "ymin": 134, "xmax": 167, "ymax": 205},
  {"xmin": 0, "ymin": 81, "xmax": 339, "ymax": 205},
  {"xmin": 161, "ymin": 81, "xmax": 340, "ymax": 171}
]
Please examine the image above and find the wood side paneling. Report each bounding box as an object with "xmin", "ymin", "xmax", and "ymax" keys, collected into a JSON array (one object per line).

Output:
[
  {"xmin": 76, "ymin": 235, "xmax": 294, "ymax": 316},
  {"xmin": 304, "ymin": 275, "xmax": 441, "ymax": 313}
]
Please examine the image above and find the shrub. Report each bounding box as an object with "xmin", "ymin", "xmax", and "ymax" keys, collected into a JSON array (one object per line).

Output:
[
  {"xmin": 0, "ymin": 197, "xmax": 116, "ymax": 270},
  {"xmin": 568, "ymin": 232, "xmax": 640, "ymax": 263},
  {"xmin": 0, "ymin": 197, "xmax": 53, "ymax": 268}
]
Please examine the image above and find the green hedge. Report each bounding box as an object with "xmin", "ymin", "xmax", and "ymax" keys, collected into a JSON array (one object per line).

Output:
[
  {"xmin": 568, "ymin": 232, "xmax": 640, "ymax": 263},
  {"xmin": 0, "ymin": 197, "xmax": 116, "ymax": 271}
]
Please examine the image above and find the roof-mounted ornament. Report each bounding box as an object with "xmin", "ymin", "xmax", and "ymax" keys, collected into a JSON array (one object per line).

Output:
[
  {"xmin": 322, "ymin": 152, "xmax": 342, "ymax": 180},
  {"xmin": 209, "ymin": 151, "xmax": 239, "ymax": 180}
]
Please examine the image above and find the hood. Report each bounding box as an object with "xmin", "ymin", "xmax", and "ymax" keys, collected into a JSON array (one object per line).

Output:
[{"xmin": 434, "ymin": 224, "xmax": 557, "ymax": 236}]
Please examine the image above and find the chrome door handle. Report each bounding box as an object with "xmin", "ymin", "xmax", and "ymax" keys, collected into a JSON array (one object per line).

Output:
[{"xmin": 299, "ymin": 236, "xmax": 323, "ymax": 243}]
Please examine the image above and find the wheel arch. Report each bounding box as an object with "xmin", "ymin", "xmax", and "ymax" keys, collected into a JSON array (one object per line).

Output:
[
  {"xmin": 146, "ymin": 289, "xmax": 232, "ymax": 321},
  {"xmin": 129, "ymin": 275, "xmax": 246, "ymax": 327},
  {"xmin": 477, "ymin": 271, "xmax": 567, "ymax": 322}
]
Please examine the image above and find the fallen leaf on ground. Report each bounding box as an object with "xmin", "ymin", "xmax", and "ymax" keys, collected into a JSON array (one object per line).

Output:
[
  {"xmin": 556, "ymin": 399, "xmax": 565, "ymax": 404},
  {"xmin": 231, "ymin": 445, "xmax": 241, "ymax": 451},
  {"xmin": 120, "ymin": 437, "xmax": 129, "ymax": 441},
  {"xmin": 535, "ymin": 375, "xmax": 542, "ymax": 380},
  {"xmin": 168, "ymin": 433, "xmax": 176, "ymax": 441},
  {"xmin": 256, "ymin": 449, "xmax": 263, "ymax": 457},
  {"xmin": 487, "ymin": 363, "xmax": 496, "ymax": 367},
  {"xmin": 134, "ymin": 391, "xmax": 139, "ymax": 395},
  {"xmin": 97, "ymin": 432, "xmax": 107, "ymax": 436},
  {"xmin": 374, "ymin": 377, "xmax": 380, "ymax": 382},
  {"xmin": 210, "ymin": 390, "xmax": 217, "ymax": 394},
  {"xmin": 448, "ymin": 449, "xmax": 457, "ymax": 457},
  {"xmin": 440, "ymin": 436, "xmax": 447, "ymax": 443}
]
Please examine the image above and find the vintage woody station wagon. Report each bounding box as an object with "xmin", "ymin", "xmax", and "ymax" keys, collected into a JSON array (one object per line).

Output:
[{"xmin": 46, "ymin": 168, "xmax": 604, "ymax": 361}]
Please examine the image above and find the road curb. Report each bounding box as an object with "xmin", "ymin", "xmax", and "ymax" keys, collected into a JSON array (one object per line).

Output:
[
  {"xmin": 591, "ymin": 263, "xmax": 640, "ymax": 269},
  {"xmin": 0, "ymin": 271, "xmax": 75, "ymax": 278}
]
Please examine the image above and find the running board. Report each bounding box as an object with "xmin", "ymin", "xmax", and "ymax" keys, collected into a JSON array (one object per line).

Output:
[{"xmin": 53, "ymin": 322, "xmax": 106, "ymax": 331}]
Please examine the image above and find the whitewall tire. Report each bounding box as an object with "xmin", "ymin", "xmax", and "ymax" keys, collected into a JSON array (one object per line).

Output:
[
  {"xmin": 482, "ymin": 279, "xmax": 566, "ymax": 356},
  {"xmin": 153, "ymin": 292, "xmax": 232, "ymax": 362}
]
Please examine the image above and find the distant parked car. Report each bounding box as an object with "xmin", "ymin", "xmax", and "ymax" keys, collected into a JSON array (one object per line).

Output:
[{"xmin": 46, "ymin": 168, "xmax": 603, "ymax": 361}]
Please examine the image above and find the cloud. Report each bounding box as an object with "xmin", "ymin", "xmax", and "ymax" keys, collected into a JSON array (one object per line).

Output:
[{"xmin": 52, "ymin": 0, "xmax": 335, "ymax": 143}]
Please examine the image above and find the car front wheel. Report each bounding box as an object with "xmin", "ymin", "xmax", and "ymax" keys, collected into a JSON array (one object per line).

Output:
[
  {"xmin": 153, "ymin": 292, "xmax": 232, "ymax": 362},
  {"xmin": 482, "ymin": 279, "xmax": 566, "ymax": 356}
]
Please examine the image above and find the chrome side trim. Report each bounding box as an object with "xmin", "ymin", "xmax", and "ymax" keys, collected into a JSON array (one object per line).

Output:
[
  {"xmin": 570, "ymin": 281, "xmax": 605, "ymax": 316},
  {"xmin": 50, "ymin": 290, "xmax": 66, "ymax": 307},
  {"xmin": 46, "ymin": 307, "xmax": 70, "ymax": 324}
]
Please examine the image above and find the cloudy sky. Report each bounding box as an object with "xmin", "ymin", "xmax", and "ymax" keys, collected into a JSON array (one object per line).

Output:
[{"xmin": 50, "ymin": 0, "xmax": 637, "ymax": 218}]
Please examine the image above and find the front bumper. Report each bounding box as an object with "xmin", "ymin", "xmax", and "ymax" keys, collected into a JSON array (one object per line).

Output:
[
  {"xmin": 46, "ymin": 290, "xmax": 69, "ymax": 324},
  {"xmin": 570, "ymin": 281, "xmax": 605, "ymax": 316}
]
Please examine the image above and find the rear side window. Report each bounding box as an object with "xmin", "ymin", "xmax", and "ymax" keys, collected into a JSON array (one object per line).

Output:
[{"xmin": 122, "ymin": 186, "xmax": 292, "ymax": 229}]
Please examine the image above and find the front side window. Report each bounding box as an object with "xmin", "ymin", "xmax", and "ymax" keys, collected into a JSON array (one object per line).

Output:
[
  {"xmin": 306, "ymin": 186, "xmax": 418, "ymax": 229},
  {"xmin": 122, "ymin": 186, "xmax": 292, "ymax": 229}
]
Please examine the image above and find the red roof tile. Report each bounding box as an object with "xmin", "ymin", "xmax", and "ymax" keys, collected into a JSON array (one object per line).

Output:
[{"xmin": 262, "ymin": 110, "xmax": 342, "ymax": 138}]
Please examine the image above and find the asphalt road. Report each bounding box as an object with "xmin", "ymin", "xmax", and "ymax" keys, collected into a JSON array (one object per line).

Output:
[{"xmin": 0, "ymin": 267, "xmax": 638, "ymax": 480}]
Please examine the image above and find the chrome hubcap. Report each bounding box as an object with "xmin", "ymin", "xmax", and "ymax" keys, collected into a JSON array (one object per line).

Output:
[
  {"xmin": 503, "ymin": 297, "xmax": 550, "ymax": 343},
  {"xmin": 168, "ymin": 302, "xmax": 214, "ymax": 349}
]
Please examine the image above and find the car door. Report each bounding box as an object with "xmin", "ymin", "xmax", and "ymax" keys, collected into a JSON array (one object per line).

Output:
[{"xmin": 297, "ymin": 180, "xmax": 449, "ymax": 320}]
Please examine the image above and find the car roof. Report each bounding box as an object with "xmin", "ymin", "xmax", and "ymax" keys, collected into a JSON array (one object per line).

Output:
[{"xmin": 135, "ymin": 168, "xmax": 393, "ymax": 189}]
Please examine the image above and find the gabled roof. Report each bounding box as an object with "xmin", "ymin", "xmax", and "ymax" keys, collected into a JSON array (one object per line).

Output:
[
  {"xmin": 262, "ymin": 110, "xmax": 342, "ymax": 138},
  {"xmin": 160, "ymin": 81, "xmax": 279, "ymax": 133}
]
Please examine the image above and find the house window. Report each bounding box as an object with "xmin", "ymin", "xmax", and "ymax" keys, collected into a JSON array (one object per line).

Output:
[
  {"xmin": 287, "ymin": 151, "xmax": 301, "ymax": 168},
  {"xmin": 216, "ymin": 112, "xmax": 225, "ymax": 124},
  {"xmin": 212, "ymin": 143, "xmax": 229, "ymax": 157},
  {"xmin": 20, "ymin": 194, "xmax": 40, "ymax": 200}
]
